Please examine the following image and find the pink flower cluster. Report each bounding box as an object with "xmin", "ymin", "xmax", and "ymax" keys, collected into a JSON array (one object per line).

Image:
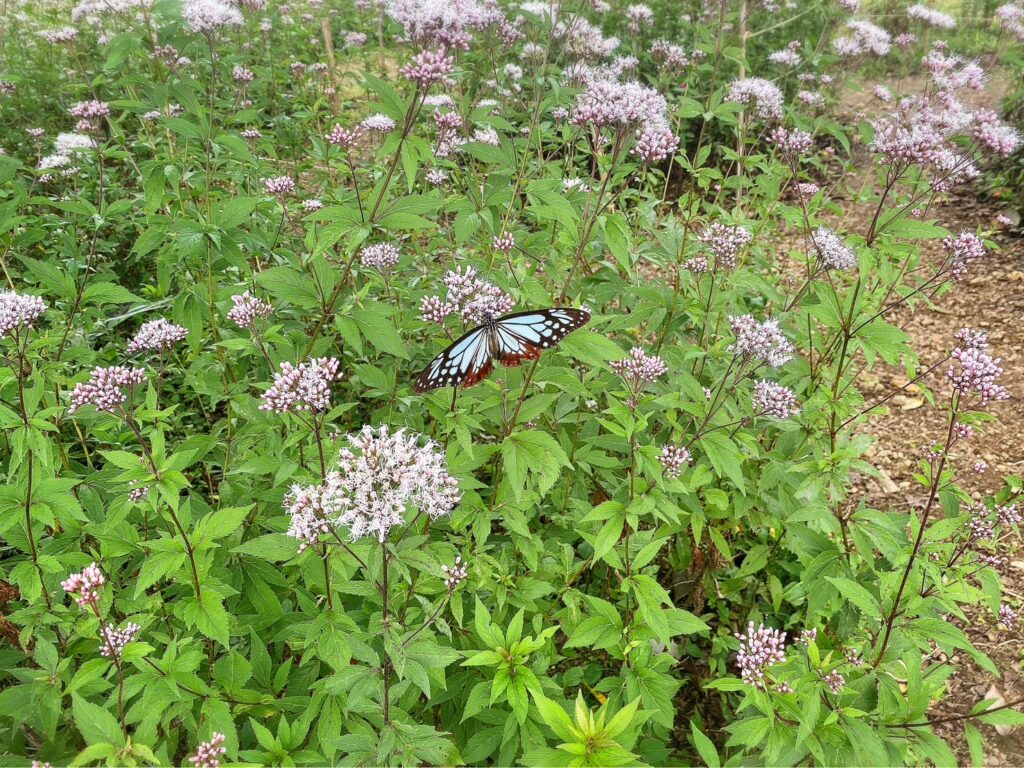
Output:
[
  {"xmin": 611, "ymin": 347, "xmax": 668, "ymax": 393},
  {"xmin": 182, "ymin": 0, "xmax": 243, "ymax": 34},
  {"xmin": 442, "ymin": 556, "xmax": 468, "ymax": 589},
  {"xmin": 264, "ymin": 176, "xmax": 296, "ymax": 198},
  {"xmin": 400, "ymin": 48, "xmax": 455, "ymax": 90},
  {"xmin": 735, "ymin": 621, "xmax": 787, "ymax": 688},
  {"xmin": 359, "ymin": 242, "xmax": 401, "ymax": 270},
  {"xmin": 728, "ymin": 315, "xmax": 794, "ymax": 368},
  {"xmin": 68, "ymin": 367, "xmax": 148, "ymax": 414},
  {"xmin": 769, "ymin": 127, "xmax": 813, "ymax": 159},
  {"xmin": 189, "ymin": 733, "xmax": 227, "ymax": 768},
  {"xmin": 227, "ymin": 291, "xmax": 274, "ymax": 329},
  {"xmin": 660, "ymin": 445, "xmax": 691, "ymax": 479},
  {"xmin": 651, "ymin": 40, "xmax": 689, "ymax": 72},
  {"xmin": 99, "ymin": 622, "xmax": 141, "ymax": 658},
  {"xmin": 492, "ymin": 233, "xmax": 516, "ymax": 253},
  {"xmin": 0, "ymin": 291, "xmax": 46, "ymax": 338},
  {"xmin": 726, "ymin": 78, "xmax": 783, "ymax": 120},
  {"xmin": 753, "ymin": 380, "xmax": 799, "ymax": 418},
  {"xmin": 569, "ymin": 77, "xmax": 678, "ymax": 162},
  {"xmin": 973, "ymin": 108, "xmax": 1022, "ymax": 157},
  {"xmin": 283, "ymin": 484, "xmax": 334, "ymax": 552},
  {"xmin": 386, "ymin": 0, "xmax": 503, "ymax": 49},
  {"xmin": 126, "ymin": 318, "xmax": 188, "ymax": 355},
  {"xmin": 811, "ymin": 227, "xmax": 858, "ymax": 270},
  {"xmin": 908, "ymin": 3, "xmax": 956, "ymax": 28},
  {"xmin": 260, "ymin": 358, "xmax": 343, "ymax": 413},
  {"xmin": 996, "ymin": 2, "xmax": 1024, "ymax": 41},
  {"xmin": 943, "ymin": 231, "xmax": 986, "ymax": 280},
  {"xmin": 833, "ymin": 19, "xmax": 891, "ymax": 57},
  {"xmin": 286, "ymin": 426, "xmax": 461, "ymax": 544},
  {"xmin": 326, "ymin": 123, "xmax": 363, "ymax": 150},
  {"xmin": 69, "ymin": 100, "xmax": 110, "ymax": 133},
  {"xmin": 700, "ymin": 222, "xmax": 753, "ymax": 269},
  {"xmin": 947, "ymin": 328, "xmax": 1009, "ymax": 405},
  {"xmin": 420, "ymin": 266, "xmax": 514, "ymax": 326},
  {"xmin": 62, "ymin": 563, "xmax": 105, "ymax": 608}
]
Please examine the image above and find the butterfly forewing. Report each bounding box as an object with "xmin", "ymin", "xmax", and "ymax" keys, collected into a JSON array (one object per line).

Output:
[{"xmin": 414, "ymin": 307, "xmax": 590, "ymax": 392}]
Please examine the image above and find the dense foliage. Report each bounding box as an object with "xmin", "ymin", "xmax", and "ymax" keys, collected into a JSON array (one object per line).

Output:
[{"xmin": 1, "ymin": 0, "xmax": 1024, "ymax": 765}]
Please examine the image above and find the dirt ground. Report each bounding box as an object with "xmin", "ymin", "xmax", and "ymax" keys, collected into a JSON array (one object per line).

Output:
[{"xmin": 836, "ymin": 74, "xmax": 1024, "ymax": 764}]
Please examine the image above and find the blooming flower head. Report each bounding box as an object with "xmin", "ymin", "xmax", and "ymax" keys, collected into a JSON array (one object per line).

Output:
[
  {"xmin": 227, "ymin": 292, "xmax": 274, "ymax": 329},
  {"xmin": 811, "ymin": 227, "xmax": 858, "ymax": 270},
  {"xmin": 999, "ymin": 604, "xmax": 1019, "ymax": 629},
  {"xmin": 286, "ymin": 426, "xmax": 460, "ymax": 544},
  {"xmin": 610, "ymin": 347, "xmax": 667, "ymax": 398},
  {"xmin": 100, "ymin": 622, "xmax": 141, "ymax": 658},
  {"xmin": 400, "ymin": 48, "xmax": 455, "ymax": 90},
  {"xmin": 700, "ymin": 222, "xmax": 753, "ymax": 269},
  {"xmin": 729, "ymin": 315, "xmax": 794, "ymax": 368},
  {"xmin": 973, "ymin": 109, "xmax": 1022, "ymax": 157},
  {"xmin": 726, "ymin": 78, "xmax": 783, "ymax": 120},
  {"xmin": 442, "ymin": 556, "xmax": 468, "ymax": 589},
  {"xmin": 570, "ymin": 78, "xmax": 670, "ymax": 132},
  {"xmin": 769, "ymin": 127, "xmax": 813, "ymax": 160},
  {"xmin": 326, "ymin": 123, "xmax": 363, "ymax": 150},
  {"xmin": 189, "ymin": 733, "xmax": 227, "ymax": 768},
  {"xmin": 422, "ymin": 266, "xmax": 514, "ymax": 326},
  {"xmin": 625, "ymin": 3, "xmax": 654, "ymax": 32},
  {"xmin": 660, "ymin": 445, "xmax": 691, "ymax": 479},
  {"xmin": 833, "ymin": 19, "xmax": 891, "ymax": 57},
  {"xmin": 907, "ymin": 3, "xmax": 956, "ymax": 28},
  {"xmin": 942, "ymin": 231, "xmax": 986, "ymax": 280},
  {"xmin": 736, "ymin": 622, "xmax": 787, "ymax": 688},
  {"xmin": 753, "ymin": 380, "xmax": 799, "ymax": 418},
  {"xmin": 650, "ymin": 39, "xmax": 689, "ymax": 72},
  {"xmin": 359, "ymin": 113, "xmax": 397, "ymax": 134},
  {"xmin": 996, "ymin": 2, "xmax": 1024, "ymax": 40},
  {"xmin": 633, "ymin": 123, "xmax": 679, "ymax": 163},
  {"xmin": 385, "ymin": 0, "xmax": 501, "ymax": 49},
  {"xmin": 0, "ymin": 291, "xmax": 46, "ymax": 339},
  {"xmin": 821, "ymin": 670, "xmax": 845, "ymax": 694},
  {"xmin": 260, "ymin": 358, "xmax": 343, "ymax": 413},
  {"xmin": 264, "ymin": 176, "xmax": 296, "ymax": 199},
  {"xmin": 492, "ymin": 232, "xmax": 516, "ymax": 253},
  {"xmin": 182, "ymin": 0, "xmax": 243, "ymax": 34},
  {"xmin": 126, "ymin": 318, "xmax": 188, "ymax": 355},
  {"xmin": 359, "ymin": 242, "xmax": 401, "ymax": 271},
  {"xmin": 69, "ymin": 367, "xmax": 148, "ymax": 414},
  {"xmin": 62, "ymin": 563, "xmax": 105, "ymax": 608},
  {"xmin": 947, "ymin": 329, "xmax": 1008, "ymax": 405}
]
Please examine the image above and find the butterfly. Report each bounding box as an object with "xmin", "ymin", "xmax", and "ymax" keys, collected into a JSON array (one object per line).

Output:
[{"xmin": 414, "ymin": 308, "xmax": 591, "ymax": 391}]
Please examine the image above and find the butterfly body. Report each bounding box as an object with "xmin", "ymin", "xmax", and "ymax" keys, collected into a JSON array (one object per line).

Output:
[{"xmin": 415, "ymin": 308, "xmax": 590, "ymax": 391}]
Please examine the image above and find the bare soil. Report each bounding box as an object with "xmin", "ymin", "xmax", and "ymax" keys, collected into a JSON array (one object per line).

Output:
[{"xmin": 837, "ymin": 73, "xmax": 1024, "ymax": 765}]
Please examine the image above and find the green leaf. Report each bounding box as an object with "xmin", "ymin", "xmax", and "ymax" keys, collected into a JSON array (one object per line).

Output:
[
  {"xmin": 531, "ymin": 692, "xmax": 577, "ymax": 742},
  {"xmin": 825, "ymin": 576, "xmax": 880, "ymax": 616},
  {"xmin": 351, "ymin": 303, "xmax": 408, "ymax": 358},
  {"xmin": 690, "ymin": 722, "xmax": 720, "ymax": 767},
  {"xmin": 232, "ymin": 534, "xmax": 297, "ymax": 562},
  {"xmin": 72, "ymin": 694, "xmax": 125, "ymax": 748},
  {"xmin": 558, "ymin": 330, "xmax": 622, "ymax": 368}
]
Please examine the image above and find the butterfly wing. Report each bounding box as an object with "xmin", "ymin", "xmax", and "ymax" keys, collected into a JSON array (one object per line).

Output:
[
  {"xmin": 492, "ymin": 308, "xmax": 591, "ymax": 367},
  {"xmin": 414, "ymin": 325, "xmax": 494, "ymax": 391},
  {"xmin": 414, "ymin": 308, "xmax": 591, "ymax": 392}
]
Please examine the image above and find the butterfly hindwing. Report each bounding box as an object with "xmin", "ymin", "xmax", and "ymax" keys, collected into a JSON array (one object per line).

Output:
[
  {"xmin": 414, "ymin": 307, "xmax": 591, "ymax": 391},
  {"xmin": 493, "ymin": 308, "xmax": 591, "ymax": 367},
  {"xmin": 414, "ymin": 325, "xmax": 492, "ymax": 392}
]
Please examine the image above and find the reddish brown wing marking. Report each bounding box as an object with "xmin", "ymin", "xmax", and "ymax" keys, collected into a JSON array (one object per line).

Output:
[{"xmin": 414, "ymin": 324, "xmax": 492, "ymax": 392}]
